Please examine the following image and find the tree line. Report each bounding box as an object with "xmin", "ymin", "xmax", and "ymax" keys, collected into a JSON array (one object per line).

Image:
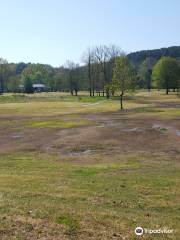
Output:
[{"xmin": 0, "ymin": 45, "xmax": 180, "ymax": 107}]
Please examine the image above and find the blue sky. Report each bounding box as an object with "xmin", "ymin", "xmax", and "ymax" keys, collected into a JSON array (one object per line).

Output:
[{"xmin": 0, "ymin": 0, "xmax": 180, "ymax": 66}]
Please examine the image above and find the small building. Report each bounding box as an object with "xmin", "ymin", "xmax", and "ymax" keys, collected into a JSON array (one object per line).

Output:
[
  {"xmin": 18, "ymin": 83, "xmax": 50, "ymax": 93},
  {"xmin": 33, "ymin": 84, "xmax": 47, "ymax": 92}
]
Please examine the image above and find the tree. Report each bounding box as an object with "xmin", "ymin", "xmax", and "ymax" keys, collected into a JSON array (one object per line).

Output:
[
  {"xmin": 65, "ymin": 61, "xmax": 80, "ymax": 95},
  {"xmin": 139, "ymin": 57, "xmax": 155, "ymax": 91},
  {"xmin": 152, "ymin": 57, "xmax": 180, "ymax": 94},
  {"xmin": 0, "ymin": 58, "xmax": 9, "ymax": 94},
  {"xmin": 16, "ymin": 62, "xmax": 27, "ymax": 74},
  {"xmin": 24, "ymin": 76, "xmax": 34, "ymax": 93},
  {"xmin": 7, "ymin": 75, "xmax": 21, "ymax": 92},
  {"xmin": 93, "ymin": 44, "xmax": 122, "ymax": 98},
  {"xmin": 22, "ymin": 63, "xmax": 54, "ymax": 89},
  {"xmin": 51, "ymin": 72, "xmax": 66, "ymax": 91},
  {"xmin": 112, "ymin": 56, "xmax": 136, "ymax": 109},
  {"xmin": 82, "ymin": 48, "xmax": 94, "ymax": 96}
]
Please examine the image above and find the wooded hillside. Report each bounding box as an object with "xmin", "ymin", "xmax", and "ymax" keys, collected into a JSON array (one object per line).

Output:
[{"xmin": 128, "ymin": 46, "xmax": 180, "ymax": 67}]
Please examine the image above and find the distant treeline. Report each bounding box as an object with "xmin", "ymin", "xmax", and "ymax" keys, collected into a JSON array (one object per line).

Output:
[{"xmin": 0, "ymin": 45, "xmax": 180, "ymax": 96}]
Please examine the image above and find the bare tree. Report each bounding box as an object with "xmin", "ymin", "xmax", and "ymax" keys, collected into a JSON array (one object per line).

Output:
[
  {"xmin": 64, "ymin": 60, "xmax": 79, "ymax": 96},
  {"xmin": 82, "ymin": 48, "xmax": 94, "ymax": 96},
  {"xmin": 92, "ymin": 44, "xmax": 122, "ymax": 98}
]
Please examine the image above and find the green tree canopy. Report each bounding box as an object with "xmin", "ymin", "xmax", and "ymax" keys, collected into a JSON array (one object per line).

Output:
[
  {"xmin": 22, "ymin": 64, "xmax": 54, "ymax": 87},
  {"xmin": 138, "ymin": 57, "xmax": 156, "ymax": 90},
  {"xmin": 152, "ymin": 57, "xmax": 180, "ymax": 94},
  {"xmin": 24, "ymin": 76, "xmax": 34, "ymax": 93},
  {"xmin": 112, "ymin": 56, "xmax": 137, "ymax": 109}
]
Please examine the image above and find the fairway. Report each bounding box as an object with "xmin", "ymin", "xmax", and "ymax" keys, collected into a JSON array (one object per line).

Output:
[{"xmin": 0, "ymin": 92, "xmax": 179, "ymax": 240}]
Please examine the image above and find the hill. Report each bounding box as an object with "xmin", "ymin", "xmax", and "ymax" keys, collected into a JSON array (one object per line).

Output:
[{"xmin": 128, "ymin": 46, "xmax": 180, "ymax": 67}]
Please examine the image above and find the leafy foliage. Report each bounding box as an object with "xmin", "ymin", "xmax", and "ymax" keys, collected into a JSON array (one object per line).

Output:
[
  {"xmin": 24, "ymin": 76, "xmax": 34, "ymax": 93},
  {"xmin": 152, "ymin": 57, "xmax": 180, "ymax": 94},
  {"xmin": 112, "ymin": 56, "xmax": 137, "ymax": 109},
  {"xmin": 128, "ymin": 46, "xmax": 180, "ymax": 66},
  {"xmin": 1, "ymin": 45, "xmax": 180, "ymax": 96},
  {"xmin": 138, "ymin": 57, "xmax": 156, "ymax": 89},
  {"xmin": 112, "ymin": 56, "xmax": 136, "ymax": 92}
]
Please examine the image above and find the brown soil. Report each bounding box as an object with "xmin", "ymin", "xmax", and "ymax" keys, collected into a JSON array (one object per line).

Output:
[{"xmin": 0, "ymin": 110, "xmax": 179, "ymax": 159}]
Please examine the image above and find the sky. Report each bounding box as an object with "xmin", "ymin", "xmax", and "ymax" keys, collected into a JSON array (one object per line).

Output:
[{"xmin": 0, "ymin": 0, "xmax": 180, "ymax": 67}]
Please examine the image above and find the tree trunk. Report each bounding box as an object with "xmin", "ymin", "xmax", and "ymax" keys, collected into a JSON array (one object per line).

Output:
[
  {"xmin": 166, "ymin": 81, "xmax": 169, "ymax": 95},
  {"xmin": 147, "ymin": 70, "xmax": 151, "ymax": 92},
  {"xmin": 0, "ymin": 79, "xmax": 4, "ymax": 94},
  {"xmin": 88, "ymin": 59, "xmax": 92, "ymax": 97},
  {"xmin": 106, "ymin": 88, "xmax": 110, "ymax": 99},
  {"xmin": 120, "ymin": 91, "xmax": 123, "ymax": 110},
  {"xmin": 92, "ymin": 79, "xmax": 95, "ymax": 97}
]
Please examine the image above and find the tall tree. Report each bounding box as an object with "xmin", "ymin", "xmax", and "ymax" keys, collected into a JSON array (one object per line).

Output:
[
  {"xmin": 65, "ymin": 61, "xmax": 80, "ymax": 95},
  {"xmin": 82, "ymin": 48, "xmax": 94, "ymax": 96},
  {"xmin": 152, "ymin": 57, "xmax": 180, "ymax": 94},
  {"xmin": 0, "ymin": 58, "xmax": 8, "ymax": 94},
  {"xmin": 93, "ymin": 44, "xmax": 122, "ymax": 98},
  {"xmin": 139, "ymin": 57, "xmax": 155, "ymax": 91},
  {"xmin": 112, "ymin": 56, "xmax": 136, "ymax": 109},
  {"xmin": 24, "ymin": 76, "xmax": 34, "ymax": 93},
  {"xmin": 7, "ymin": 75, "xmax": 21, "ymax": 92}
]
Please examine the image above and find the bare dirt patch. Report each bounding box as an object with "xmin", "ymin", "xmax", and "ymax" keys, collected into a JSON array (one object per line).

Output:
[{"xmin": 0, "ymin": 109, "xmax": 179, "ymax": 158}]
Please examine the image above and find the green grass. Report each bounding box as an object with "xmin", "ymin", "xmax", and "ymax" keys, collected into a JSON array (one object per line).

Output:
[
  {"xmin": 160, "ymin": 127, "xmax": 168, "ymax": 133},
  {"xmin": 0, "ymin": 94, "xmax": 27, "ymax": 103},
  {"xmin": 56, "ymin": 214, "xmax": 80, "ymax": 233},
  {"xmin": 133, "ymin": 107, "xmax": 180, "ymax": 119},
  {"xmin": 25, "ymin": 119, "xmax": 94, "ymax": 128},
  {"xmin": 0, "ymin": 152, "xmax": 179, "ymax": 239},
  {"xmin": 0, "ymin": 91, "xmax": 180, "ymax": 239},
  {"xmin": 0, "ymin": 93, "xmax": 106, "ymax": 103}
]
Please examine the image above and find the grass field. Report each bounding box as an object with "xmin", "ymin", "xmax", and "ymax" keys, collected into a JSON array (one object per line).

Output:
[{"xmin": 0, "ymin": 91, "xmax": 179, "ymax": 239}]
